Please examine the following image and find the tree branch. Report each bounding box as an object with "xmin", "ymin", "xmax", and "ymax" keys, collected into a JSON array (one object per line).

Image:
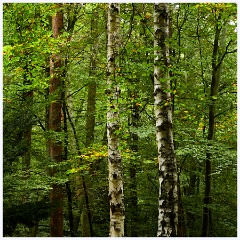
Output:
[
  {"xmin": 34, "ymin": 114, "xmax": 45, "ymax": 131},
  {"xmin": 215, "ymin": 105, "xmax": 237, "ymax": 118},
  {"xmin": 216, "ymin": 39, "xmax": 234, "ymax": 69},
  {"xmin": 67, "ymin": 84, "xmax": 88, "ymax": 98}
]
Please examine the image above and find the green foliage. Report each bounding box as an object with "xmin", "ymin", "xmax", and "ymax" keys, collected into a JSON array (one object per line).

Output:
[{"xmin": 3, "ymin": 3, "xmax": 236, "ymax": 237}]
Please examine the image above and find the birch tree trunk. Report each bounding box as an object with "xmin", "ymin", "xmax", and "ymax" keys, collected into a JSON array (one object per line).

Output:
[
  {"xmin": 107, "ymin": 3, "xmax": 125, "ymax": 237},
  {"xmin": 154, "ymin": 3, "xmax": 178, "ymax": 237},
  {"xmin": 49, "ymin": 6, "xmax": 64, "ymax": 237}
]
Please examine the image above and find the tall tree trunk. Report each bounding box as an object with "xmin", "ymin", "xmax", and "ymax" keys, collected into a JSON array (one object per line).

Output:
[
  {"xmin": 107, "ymin": 3, "xmax": 125, "ymax": 237},
  {"xmin": 65, "ymin": 106, "xmax": 93, "ymax": 237},
  {"xmin": 169, "ymin": 5, "xmax": 186, "ymax": 236},
  {"xmin": 80, "ymin": 9, "xmax": 99, "ymax": 237},
  {"xmin": 22, "ymin": 80, "xmax": 33, "ymax": 175},
  {"xmin": 85, "ymin": 10, "xmax": 98, "ymax": 147},
  {"xmin": 62, "ymin": 79, "xmax": 75, "ymax": 237},
  {"xmin": 154, "ymin": 3, "xmax": 178, "ymax": 237},
  {"xmin": 128, "ymin": 93, "xmax": 139, "ymax": 237},
  {"xmin": 201, "ymin": 15, "xmax": 226, "ymax": 237},
  {"xmin": 49, "ymin": 7, "xmax": 64, "ymax": 237}
]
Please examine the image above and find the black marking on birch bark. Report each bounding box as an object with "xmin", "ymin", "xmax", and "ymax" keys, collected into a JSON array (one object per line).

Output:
[
  {"xmin": 109, "ymin": 156, "xmax": 115, "ymax": 163},
  {"xmin": 109, "ymin": 57, "xmax": 114, "ymax": 62},
  {"xmin": 110, "ymin": 4, "xmax": 119, "ymax": 13},
  {"xmin": 117, "ymin": 188, "xmax": 122, "ymax": 195},
  {"xmin": 154, "ymin": 87, "xmax": 162, "ymax": 96},
  {"xmin": 110, "ymin": 202, "xmax": 123, "ymax": 214},
  {"xmin": 110, "ymin": 202, "xmax": 116, "ymax": 213},
  {"xmin": 112, "ymin": 172, "xmax": 118, "ymax": 179},
  {"xmin": 160, "ymin": 200, "xmax": 167, "ymax": 208},
  {"xmin": 107, "ymin": 124, "xmax": 119, "ymax": 133},
  {"xmin": 169, "ymin": 188, "xmax": 174, "ymax": 202},
  {"xmin": 160, "ymin": 8, "xmax": 168, "ymax": 19},
  {"xmin": 113, "ymin": 221, "xmax": 121, "ymax": 232},
  {"xmin": 115, "ymin": 226, "xmax": 121, "ymax": 232},
  {"xmin": 155, "ymin": 28, "xmax": 163, "ymax": 36},
  {"xmin": 154, "ymin": 73, "xmax": 159, "ymax": 78},
  {"xmin": 157, "ymin": 121, "xmax": 173, "ymax": 131},
  {"xmin": 159, "ymin": 169, "xmax": 164, "ymax": 176},
  {"xmin": 165, "ymin": 172, "xmax": 173, "ymax": 180},
  {"xmin": 161, "ymin": 219, "xmax": 166, "ymax": 228}
]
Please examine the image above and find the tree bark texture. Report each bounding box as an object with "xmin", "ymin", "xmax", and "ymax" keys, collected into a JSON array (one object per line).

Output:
[
  {"xmin": 154, "ymin": 4, "xmax": 178, "ymax": 237},
  {"xmin": 83, "ymin": 14, "xmax": 98, "ymax": 235},
  {"xmin": 107, "ymin": 3, "xmax": 125, "ymax": 237},
  {"xmin": 62, "ymin": 88, "xmax": 75, "ymax": 237},
  {"xmin": 202, "ymin": 15, "xmax": 226, "ymax": 237},
  {"xmin": 85, "ymin": 10, "xmax": 98, "ymax": 147},
  {"xmin": 66, "ymin": 106, "xmax": 93, "ymax": 236},
  {"xmin": 49, "ymin": 7, "xmax": 64, "ymax": 237},
  {"xmin": 22, "ymin": 78, "xmax": 33, "ymax": 175},
  {"xmin": 128, "ymin": 93, "xmax": 139, "ymax": 237}
]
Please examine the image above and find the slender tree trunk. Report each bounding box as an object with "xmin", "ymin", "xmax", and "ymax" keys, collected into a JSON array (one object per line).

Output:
[
  {"xmin": 107, "ymin": 3, "xmax": 125, "ymax": 237},
  {"xmin": 154, "ymin": 3, "xmax": 178, "ymax": 237},
  {"xmin": 30, "ymin": 222, "xmax": 38, "ymax": 237},
  {"xmin": 201, "ymin": 16, "xmax": 226, "ymax": 237},
  {"xmin": 21, "ymin": 73, "xmax": 35, "ymax": 233},
  {"xmin": 169, "ymin": 5, "xmax": 186, "ymax": 236},
  {"xmin": 65, "ymin": 106, "xmax": 93, "ymax": 237},
  {"xmin": 128, "ymin": 93, "xmax": 139, "ymax": 237},
  {"xmin": 79, "ymin": 10, "xmax": 100, "ymax": 237},
  {"xmin": 21, "ymin": 68, "xmax": 33, "ymax": 182},
  {"xmin": 85, "ymin": 10, "xmax": 98, "ymax": 147},
  {"xmin": 61, "ymin": 80, "xmax": 75, "ymax": 237},
  {"xmin": 22, "ymin": 83, "xmax": 33, "ymax": 175},
  {"xmin": 66, "ymin": 182, "xmax": 74, "ymax": 236},
  {"xmin": 45, "ymin": 85, "xmax": 50, "ymax": 152},
  {"xmin": 49, "ymin": 7, "xmax": 64, "ymax": 237},
  {"xmin": 85, "ymin": 83, "xmax": 97, "ymax": 145}
]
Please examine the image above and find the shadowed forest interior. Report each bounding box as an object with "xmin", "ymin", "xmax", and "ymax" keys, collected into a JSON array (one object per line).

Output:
[{"xmin": 3, "ymin": 3, "xmax": 237, "ymax": 237}]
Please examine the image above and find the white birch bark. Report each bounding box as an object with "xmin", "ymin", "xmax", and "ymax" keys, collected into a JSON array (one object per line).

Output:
[
  {"xmin": 154, "ymin": 3, "xmax": 178, "ymax": 237},
  {"xmin": 107, "ymin": 3, "xmax": 125, "ymax": 237}
]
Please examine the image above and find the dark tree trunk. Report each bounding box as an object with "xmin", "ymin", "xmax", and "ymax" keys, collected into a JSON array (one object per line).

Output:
[
  {"xmin": 66, "ymin": 181, "xmax": 74, "ymax": 237},
  {"xmin": 85, "ymin": 11, "xmax": 98, "ymax": 147},
  {"xmin": 22, "ymin": 70, "xmax": 33, "ymax": 176},
  {"xmin": 128, "ymin": 94, "xmax": 139, "ymax": 237},
  {"xmin": 49, "ymin": 7, "xmax": 64, "ymax": 237},
  {"xmin": 65, "ymin": 106, "xmax": 93, "ymax": 237},
  {"xmin": 22, "ymin": 100, "xmax": 33, "ymax": 174},
  {"xmin": 202, "ymin": 14, "xmax": 226, "ymax": 237},
  {"xmin": 62, "ymin": 82, "xmax": 75, "ymax": 237},
  {"xmin": 82, "ymin": 10, "xmax": 99, "ymax": 237},
  {"xmin": 85, "ymin": 82, "xmax": 97, "ymax": 146}
]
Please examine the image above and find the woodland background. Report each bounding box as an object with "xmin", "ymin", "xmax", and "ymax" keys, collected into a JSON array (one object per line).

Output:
[{"xmin": 3, "ymin": 3, "xmax": 237, "ymax": 237}]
